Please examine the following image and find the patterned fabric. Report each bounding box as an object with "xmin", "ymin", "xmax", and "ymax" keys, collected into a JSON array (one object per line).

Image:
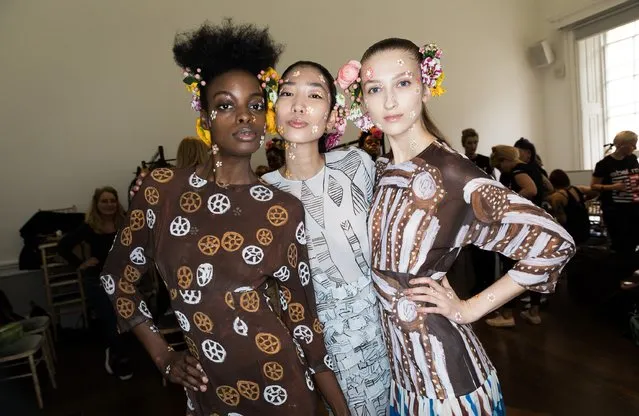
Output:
[
  {"xmin": 101, "ymin": 167, "xmax": 330, "ymax": 415},
  {"xmin": 369, "ymin": 142, "xmax": 575, "ymax": 415},
  {"xmin": 263, "ymin": 147, "xmax": 391, "ymax": 415}
]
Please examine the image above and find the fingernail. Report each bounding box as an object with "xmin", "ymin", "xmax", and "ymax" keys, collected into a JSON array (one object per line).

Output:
[
  {"xmin": 193, "ymin": 387, "xmax": 198, "ymax": 391},
  {"xmin": 202, "ymin": 377, "xmax": 208, "ymax": 383},
  {"xmin": 201, "ymin": 386, "xmax": 207, "ymax": 392},
  {"xmin": 196, "ymin": 364, "xmax": 203, "ymax": 371}
]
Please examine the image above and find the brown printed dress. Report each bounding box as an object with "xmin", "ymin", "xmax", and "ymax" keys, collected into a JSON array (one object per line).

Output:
[
  {"xmin": 100, "ymin": 167, "xmax": 331, "ymax": 415},
  {"xmin": 369, "ymin": 142, "xmax": 576, "ymax": 415}
]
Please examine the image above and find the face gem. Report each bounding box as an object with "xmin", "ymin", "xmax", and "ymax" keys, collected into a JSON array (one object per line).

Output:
[
  {"xmin": 292, "ymin": 70, "xmax": 300, "ymax": 77},
  {"xmin": 311, "ymin": 125, "xmax": 319, "ymax": 134},
  {"xmin": 397, "ymin": 59, "xmax": 405, "ymax": 66},
  {"xmin": 365, "ymin": 68, "xmax": 373, "ymax": 80},
  {"xmin": 318, "ymin": 75, "xmax": 326, "ymax": 84}
]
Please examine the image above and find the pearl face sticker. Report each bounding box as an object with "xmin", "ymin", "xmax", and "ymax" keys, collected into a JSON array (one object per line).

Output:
[
  {"xmin": 397, "ymin": 59, "xmax": 405, "ymax": 66},
  {"xmin": 277, "ymin": 125, "xmax": 285, "ymax": 136},
  {"xmin": 210, "ymin": 110, "xmax": 217, "ymax": 120},
  {"xmin": 319, "ymin": 74, "xmax": 326, "ymax": 84},
  {"xmin": 311, "ymin": 125, "xmax": 319, "ymax": 134},
  {"xmin": 292, "ymin": 70, "xmax": 300, "ymax": 77},
  {"xmin": 365, "ymin": 68, "xmax": 373, "ymax": 80}
]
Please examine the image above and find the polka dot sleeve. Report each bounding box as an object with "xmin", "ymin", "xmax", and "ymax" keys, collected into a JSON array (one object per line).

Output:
[
  {"xmin": 100, "ymin": 173, "xmax": 162, "ymax": 332},
  {"xmin": 272, "ymin": 201, "xmax": 331, "ymax": 375}
]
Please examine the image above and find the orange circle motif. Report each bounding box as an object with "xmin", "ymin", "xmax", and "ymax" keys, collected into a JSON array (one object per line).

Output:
[
  {"xmin": 288, "ymin": 303, "xmax": 305, "ymax": 323},
  {"xmin": 221, "ymin": 231, "xmax": 244, "ymax": 252},
  {"xmin": 144, "ymin": 187, "xmax": 160, "ymax": 205},
  {"xmin": 193, "ymin": 311, "xmax": 213, "ymax": 333},
  {"xmin": 116, "ymin": 298, "xmax": 135, "ymax": 319},
  {"xmin": 118, "ymin": 280, "xmax": 136, "ymax": 295},
  {"xmin": 180, "ymin": 192, "xmax": 202, "ymax": 213},
  {"xmin": 120, "ymin": 227, "xmax": 132, "ymax": 246},
  {"xmin": 266, "ymin": 205, "xmax": 289, "ymax": 227},
  {"xmin": 151, "ymin": 168, "xmax": 174, "ymax": 183},
  {"xmin": 312, "ymin": 318, "xmax": 324, "ymax": 334},
  {"xmin": 224, "ymin": 292, "xmax": 235, "ymax": 310},
  {"xmin": 281, "ymin": 287, "xmax": 292, "ymax": 305},
  {"xmin": 239, "ymin": 291, "xmax": 260, "ymax": 312},
  {"xmin": 263, "ymin": 361, "xmax": 284, "ymax": 381},
  {"xmin": 255, "ymin": 332, "xmax": 281, "ymax": 355},
  {"xmin": 129, "ymin": 210, "xmax": 145, "ymax": 231},
  {"xmin": 198, "ymin": 235, "xmax": 220, "ymax": 256},
  {"xmin": 287, "ymin": 244, "xmax": 298, "ymax": 268},
  {"xmin": 123, "ymin": 265, "xmax": 141, "ymax": 283},
  {"xmin": 176, "ymin": 266, "xmax": 193, "ymax": 289},
  {"xmin": 236, "ymin": 380, "xmax": 260, "ymax": 401},
  {"xmin": 185, "ymin": 336, "xmax": 199, "ymax": 359},
  {"xmin": 216, "ymin": 385, "xmax": 240, "ymax": 406},
  {"xmin": 170, "ymin": 288, "xmax": 178, "ymax": 300},
  {"xmin": 256, "ymin": 228, "xmax": 273, "ymax": 246}
]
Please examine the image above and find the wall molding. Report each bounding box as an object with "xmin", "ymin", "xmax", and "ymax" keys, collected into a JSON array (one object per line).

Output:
[{"xmin": 546, "ymin": 0, "xmax": 629, "ymax": 29}]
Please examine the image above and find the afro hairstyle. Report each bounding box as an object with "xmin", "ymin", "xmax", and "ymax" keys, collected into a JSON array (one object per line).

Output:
[{"xmin": 173, "ymin": 19, "xmax": 284, "ymax": 110}]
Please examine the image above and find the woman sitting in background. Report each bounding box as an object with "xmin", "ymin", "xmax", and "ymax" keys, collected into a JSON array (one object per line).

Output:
[
  {"xmin": 548, "ymin": 169, "xmax": 597, "ymax": 246},
  {"xmin": 58, "ymin": 186, "xmax": 133, "ymax": 380}
]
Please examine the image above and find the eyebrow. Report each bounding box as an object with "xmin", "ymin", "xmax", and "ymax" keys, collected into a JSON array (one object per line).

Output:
[
  {"xmin": 363, "ymin": 72, "xmax": 413, "ymax": 87},
  {"xmin": 211, "ymin": 91, "xmax": 264, "ymax": 99},
  {"xmin": 281, "ymin": 81, "xmax": 329, "ymax": 92}
]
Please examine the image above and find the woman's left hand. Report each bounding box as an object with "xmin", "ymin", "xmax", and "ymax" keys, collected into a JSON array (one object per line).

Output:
[{"xmin": 405, "ymin": 277, "xmax": 477, "ymax": 324}]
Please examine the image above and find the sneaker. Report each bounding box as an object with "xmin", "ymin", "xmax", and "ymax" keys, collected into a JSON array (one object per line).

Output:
[
  {"xmin": 115, "ymin": 358, "xmax": 134, "ymax": 381},
  {"xmin": 520, "ymin": 310, "xmax": 542, "ymax": 325},
  {"xmin": 104, "ymin": 348, "xmax": 114, "ymax": 375},
  {"xmin": 485, "ymin": 315, "xmax": 516, "ymax": 328}
]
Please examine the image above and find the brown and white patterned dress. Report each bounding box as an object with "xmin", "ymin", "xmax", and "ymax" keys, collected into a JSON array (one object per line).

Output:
[
  {"xmin": 100, "ymin": 167, "xmax": 331, "ymax": 415},
  {"xmin": 369, "ymin": 142, "xmax": 575, "ymax": 415}
]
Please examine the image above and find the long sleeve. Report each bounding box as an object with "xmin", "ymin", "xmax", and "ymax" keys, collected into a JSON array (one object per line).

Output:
[
  {"xmin": 459, "ymin": 177, "xmax": 576, "ymax": 293},
  {"xmin": 58, "ymin": 223, "xmax": 91, "ymax": 268},
  {"xmin": 273, "ymin": 203, "xmax": 331, "ymax": 375},
  {"xmin": 100, "ymin": 176, "xmax": 157, "ymax": 332}
]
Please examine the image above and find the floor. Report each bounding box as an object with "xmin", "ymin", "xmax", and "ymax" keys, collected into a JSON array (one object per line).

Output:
[{"xmin": 2, "ymin": 281, "xmax": 638, "ymax": 416}]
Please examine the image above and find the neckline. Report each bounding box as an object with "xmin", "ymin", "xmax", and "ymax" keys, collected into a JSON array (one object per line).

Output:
[
  {"xmin": 191, "ymin": 169, "xmax": 265, "ymax": 189},
  {"xmin": 275, "ymin": 163, "xmax": 326, "ymax": 183},
  {"xmin": 386, "ymin": 140, "xmax": 437, "ymax": 168}
]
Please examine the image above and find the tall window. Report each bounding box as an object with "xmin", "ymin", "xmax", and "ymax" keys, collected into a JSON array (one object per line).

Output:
[{"xmin": 603, "ymin": 21, "xmax": 639, "ymax": 141}]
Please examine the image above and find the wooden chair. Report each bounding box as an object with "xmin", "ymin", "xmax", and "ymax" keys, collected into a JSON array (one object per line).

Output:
[
  {"xmin": 21, "ymin": 316, "xmax": 56, "ymax": 364},
  {"xmin": 39, "ymin": 242, "xmax": 88, "ymax": 339},
  {"xmin": 0, "ymin": 335, "xmax": 57, "ymax": 409}
]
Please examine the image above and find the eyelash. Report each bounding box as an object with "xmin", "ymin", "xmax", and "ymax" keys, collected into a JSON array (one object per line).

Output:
[
  {"xmin": 367, "ymin": 86, "xmax": 381, "ymax": 94},
  {"xmin": 216, "ymin": 102, "xmax": 265, "ymax": 111},
  {"xmin": 367, "ymin": 80, "xmax": 411, "ymax": 94},
  {"xmin": 279, "ymin": 91, "xmax": 324, "ymax": 100}
]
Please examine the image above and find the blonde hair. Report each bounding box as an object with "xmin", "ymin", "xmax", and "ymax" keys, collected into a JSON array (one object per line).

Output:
[
  {"xmin": 86, "ymin": 186, "xmax": 126, "ymax": 233},
  {"xmin": 490, "ymin": 145, "xmax": 521, "ymax": 167},
  {"xmin": 613, "ymin": 130, "xmax": 638, "ymax": 147},
  {"xmin": 176, "ymin": 136, "xmax": 209, "ymax": 169}
]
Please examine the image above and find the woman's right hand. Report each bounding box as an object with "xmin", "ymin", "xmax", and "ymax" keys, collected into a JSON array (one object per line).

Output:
[
  {"xmin": 609, "ymin": 182, "xmax": 626, "ymax": 191},
  {"xmin": 163, "ymin": 350, "xmax": 208, "ymax": 392}
]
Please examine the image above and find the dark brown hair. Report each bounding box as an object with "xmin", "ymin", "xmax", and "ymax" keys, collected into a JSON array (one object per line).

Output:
[
  {"xmin": 549, "ymin": 169, "xmax": 571, "ymax": 189},
  {"xmin": 461, "ymin": 128, "xmax": 478, "ymax": 146},
  {"xmin": 361, "ymin": 38, "xmax": 447, "ymax": 144}
]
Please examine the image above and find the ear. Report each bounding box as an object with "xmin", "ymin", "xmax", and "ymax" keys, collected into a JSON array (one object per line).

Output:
[
  {"xmin": 199, "ymin": 110, "xmax": 210, "ymax": 129},
  {"xmin": 422, "ymin": 86, "xmax": 432, "ymax": 106},
  {"xmin": 325, "ymin": 108, "xmax": 338, "ymax": 132}
]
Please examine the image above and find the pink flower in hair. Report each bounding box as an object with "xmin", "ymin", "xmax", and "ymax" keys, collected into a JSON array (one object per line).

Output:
[
  {"xmin": 354, "ymin": 113, "xmax": 375, "ymax": 132},
  {"xmin": 336, "ymin": 60, "xmax": 362, "ymax": 90}
]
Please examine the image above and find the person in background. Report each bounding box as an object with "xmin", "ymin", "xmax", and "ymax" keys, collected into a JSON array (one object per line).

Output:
[
  {"xmin": 460, "ymin": 129, "xmax": 496, "ymax": 295},
  {"xmin": 487, "ymin": 146, "xmax": 545, "ymax": 326},
  {"xmin": 592, "ymin": 130, "xmax": 639, "ymax": 261},
  {"xmin": 462, "ymin": 128, "xmax": 493, "ymax": 176},
  {"xmin": 358, "ymin": 126, "xmax": 384, "ymax": 160},
  {"xmin": 514, "ymin": 137, "xmax": 554, "ymax": 195},
  {"xmin": 549, "ymin": 169, "xmax": 598, "ymax": 246},
  {"xmin": 58, "ymin": 187, "xmax": 132, "ymax": 380},
  {"xmin": 255, "ymin": 137, "xmax": 285, "ymax": 176},
  {"xmin": 176, "ymin": 136, "xmax": 209, "ymax": 168}
]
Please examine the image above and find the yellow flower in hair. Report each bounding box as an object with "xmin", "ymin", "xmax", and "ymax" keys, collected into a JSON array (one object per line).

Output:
[
  {"xmin": 431, "ymin": 72, "xmax": 446, "ymax": 97},
  {"xmin": 266, "ymin": 108, "xmax": 277, "ymax": 134},
  {"xmin": 186, "ymin": 82, "xmax": 200, "ymax": 96},
  {"xmin": 195, "ymin": 117, "xmax": 211, "ymax": 146}
]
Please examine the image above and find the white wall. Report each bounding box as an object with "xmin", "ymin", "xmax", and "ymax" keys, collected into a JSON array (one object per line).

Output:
[
  {"xmin": 0, "ymin": 0, "xmax": 544, "ymax": 266},
  {"xmin": 537, "ymin": 0, "xmax": 629, "ymax": 172}
]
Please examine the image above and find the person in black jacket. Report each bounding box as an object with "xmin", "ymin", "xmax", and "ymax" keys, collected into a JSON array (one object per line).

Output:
[
  {"xmin": 58, "ymin": 186, "xmax": 132, "ymax": 380},
  {"xmin": 461, "ymin": 128, "xmax": 493, "ymax": 176}
]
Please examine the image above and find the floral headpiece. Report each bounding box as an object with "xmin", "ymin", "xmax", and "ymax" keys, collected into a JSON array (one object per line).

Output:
[
  {"xmin": 257, "ymin": 68, "xmax": 280, "ymax": 134},
  {"xmin": 336, "ymin": 43, "xmax": 446, "ymax": 132}
]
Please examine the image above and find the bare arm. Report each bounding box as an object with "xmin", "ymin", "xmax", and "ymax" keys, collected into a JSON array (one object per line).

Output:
[
  {"xmin": 513, "ymin": 173, "xmax": 538, "ymax": 199},
  {"xmin": 549, "ymin": 192, "xmax": 568, "ymax": 225},
  {"xmin": 591, "ymin": 175, "xmax": 624, "ymax": 191}
]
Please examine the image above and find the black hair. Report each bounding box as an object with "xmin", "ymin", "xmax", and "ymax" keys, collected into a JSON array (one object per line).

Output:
[
  {"xmin": 361, "ymin": 38, "xmax": 447, "ymax": 144},
  {"xmin": 514, "ymin": 137, "xmax": 537, "ymax": 165},
  {"xmin": 173, "ymin": 19, "xmax": 284, "ymax": 111},
  {"xmin": 280, "ymin": 61, "xmax": 337, "ymax": 153},
  {"xmin": 549, "ymin": 169, "xmax": 571, "ymax": 189},
  {"xmin": 461, "ymin": 128, "xmax": 478, "ymax": 145}
]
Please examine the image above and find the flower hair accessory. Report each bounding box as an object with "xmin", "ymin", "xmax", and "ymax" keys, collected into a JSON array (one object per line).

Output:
[
  {"xmin": 182, "ymin": 67, "xmax": 206, "ymax": 112},
  {"xmin": 257, "ymin": 68, "xmax": 280, "ymax": 134},
  {"xmin": 419, "ymin": 44, "xmax": 445, "ymax": 97}
]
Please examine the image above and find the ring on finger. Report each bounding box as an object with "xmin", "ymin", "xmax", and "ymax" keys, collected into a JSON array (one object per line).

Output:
[{"xmin": 164, "ymin": 363, "xmax": 172, "ymax": 376}]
